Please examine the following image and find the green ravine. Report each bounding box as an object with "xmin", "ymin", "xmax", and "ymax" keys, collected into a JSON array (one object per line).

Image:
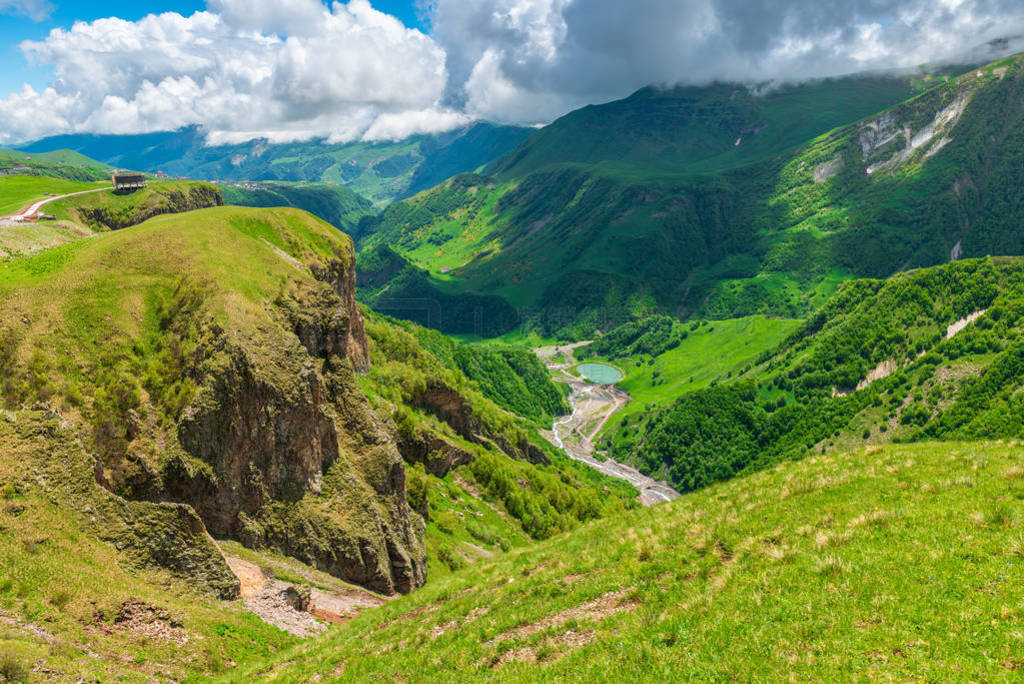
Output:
[
  {"xmin": 0, "ymin": 199, "xmax": 634, "ymax": 681},
  {"xmin": 5, "ymin": 49, "xmax": 1024, "ymax": 684}
]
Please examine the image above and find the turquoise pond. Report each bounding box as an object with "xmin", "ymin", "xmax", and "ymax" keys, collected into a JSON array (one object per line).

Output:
[{"xmin": 577, "ymin": 363, "xmax": 624, "ymax": 384}]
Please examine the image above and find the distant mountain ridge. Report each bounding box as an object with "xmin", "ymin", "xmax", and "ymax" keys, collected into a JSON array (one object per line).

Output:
[
  {"xmin": 19, "ymin": 122, "xmax": 532, "ymax": 206},
  {"xmin": 358, "ymin": 54, "xmax": 1024, "ymax": 336}
]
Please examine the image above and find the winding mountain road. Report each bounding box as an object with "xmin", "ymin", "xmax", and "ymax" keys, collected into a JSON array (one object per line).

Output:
[
  {"xmin": 535, "ymin": 343, "xmax": 681, "ymax": 506},
  {"xmin": 3, "ymin": 187, "xmax": 107, "ymax": 223}
]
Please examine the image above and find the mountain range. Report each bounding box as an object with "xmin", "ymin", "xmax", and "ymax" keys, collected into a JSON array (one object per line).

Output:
[
  {"xmin": 4, "ymin": 47, "xmax": 1024, "ymax": 682},
  {"xmin": 359, "ymin": 55, "xmax": 1024, "ymax": 337},
  {"xmin": 19, "ymin": 122, "xmax": 532, "ymax": 206}
]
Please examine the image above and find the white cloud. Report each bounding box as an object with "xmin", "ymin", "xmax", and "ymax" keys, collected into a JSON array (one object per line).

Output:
[
  {"xmin": 0, "ymin": 0, "xmax": 53, "ymax": 22},
  {"xmin": 0, "ymin": 0, "xmax": 452, "ymax": 144},
  {"xmin": 3, "ymin": 0, "xmax": 1024, "ymax": 143},
  {"xmin": 359, "ymin": 108, "xmax": 471, "ymax": 141},
  {"xmin": 431, "ymin": 0, "xmax": 1024, "ymax": 124}
]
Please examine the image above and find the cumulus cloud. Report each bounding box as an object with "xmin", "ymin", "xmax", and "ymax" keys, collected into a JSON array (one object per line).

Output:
[
  {"xmin": 0, "ymin": 0, "xmax": 460, "ymax": 144},
  {"xmin": 2, "ymin": 0, "xmax": 1024, "ymax": 143},
  {"xmin": 0, "ymin": 0, "xmax": 54, "ymax": 22}
]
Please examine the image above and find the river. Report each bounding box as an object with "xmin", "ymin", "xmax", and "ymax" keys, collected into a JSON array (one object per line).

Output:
[{"xmin": 534, "ymin": 343, "xmax": 681, "ymax": 506}]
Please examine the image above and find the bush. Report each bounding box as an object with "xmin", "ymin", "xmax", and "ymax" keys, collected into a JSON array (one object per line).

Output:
[{"xmin": 0, "ymin": 654, "xmax": 29, "ymax": 683}]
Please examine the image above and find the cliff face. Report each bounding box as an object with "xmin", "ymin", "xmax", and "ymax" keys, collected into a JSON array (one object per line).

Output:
[
  {"xmin": 164, "ymin": 254, "xmax": 425, "ymax": 594},
  {"xmin": 412, "ymin": 381, "xmax": 549, "ymax": 466},
  {"xmin": 0, "ymin": 207, "xmax": 428, "ymax": 596},
  {"xmin": 73, "ymin": 184, "xmax": 224, "ymax": 231},
  {"xmin": 1, "ymin": 409, "xmax": 241, "ymax": 600}
]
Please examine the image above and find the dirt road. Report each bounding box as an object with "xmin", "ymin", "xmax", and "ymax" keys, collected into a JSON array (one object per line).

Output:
[
  {"xmin": 3, "ymin": 187, "xmax": 107, "ymax": 223},
  {"xmin": 535, "ymin": 343, "xmax": 680, "ymax": 506}
]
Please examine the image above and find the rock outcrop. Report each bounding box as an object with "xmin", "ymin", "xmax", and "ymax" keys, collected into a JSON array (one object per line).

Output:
[
  {"xmin": 161, "ymin": 254, "xmax": 425, "ymax": 595},
  {"xmin": 1, "ymin": 409, "xmax": 241, "ymax": 600},
  {"xmin": 74, "ymin": 184, "xmax": 224, "ymax": 231},
  {"xmin": 413, "ymin": 381, "xmax": 549, "ymax": 465}
]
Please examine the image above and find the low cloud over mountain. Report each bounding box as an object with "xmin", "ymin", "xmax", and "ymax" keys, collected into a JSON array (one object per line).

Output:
[{"xmin": 2, "ymin": 0, "xmax": 1024, "ymax": 143}]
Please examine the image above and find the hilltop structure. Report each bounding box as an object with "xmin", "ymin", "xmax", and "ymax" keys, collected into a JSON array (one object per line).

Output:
[{"xmin": 111, "ymin": 173, "xmax": 146, "ymax": 193}]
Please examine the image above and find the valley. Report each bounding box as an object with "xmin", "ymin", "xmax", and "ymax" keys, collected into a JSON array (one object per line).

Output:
[
  {"xmin": 535, "ymin": 342, "xmax": 680, "ymax": 505},
  {"xmin": 3, "ymin": 39, "xmax": 1024, "ymax": 683}
]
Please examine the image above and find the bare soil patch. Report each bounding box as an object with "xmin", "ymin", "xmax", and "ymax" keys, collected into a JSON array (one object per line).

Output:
[
  {"xmin": 494, "ymin": 588, "xmax": 638, "ymax": 643},
  {"xmin": 113, "ymin": 599, "xmax": 190, "ymax": 645}
]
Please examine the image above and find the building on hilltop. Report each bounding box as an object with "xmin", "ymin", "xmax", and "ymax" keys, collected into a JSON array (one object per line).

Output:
[{"xmin": 112, "ymin": 173, "xmax": 147, "ymax": 193}]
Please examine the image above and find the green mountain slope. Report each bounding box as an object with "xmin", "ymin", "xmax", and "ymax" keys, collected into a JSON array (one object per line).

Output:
[
  {"xmin": 239, "ymin": 439, "xmax": 1024, "ymax": 681},
  {"xmin": 600, "ymin": 256, "xmax": 1024, "ymax": 492},
  {"xmin": 356, "ymin": 244, "xmax": 523, "ymax": 337},
  {"xmin": 0, "ymin": 203, "xmax": 637, "ymax": 678},
  {"xmin": 0, "ymin": 148, "xmax": 111, "ymax": 182},
  {"xmin": 20, "ymin": 123, "xmax": 533, "ymax": 206},
  {"xmin": 491, "ymin": 74, "xmax": 941, "ymax": 178},
  {"xmin": 359, "ymin": 55, "xmax": 1024, "ymax": 336},
  {"xmin": 220, "ymin": 181, "xmax": 375, "ymax": 232}
]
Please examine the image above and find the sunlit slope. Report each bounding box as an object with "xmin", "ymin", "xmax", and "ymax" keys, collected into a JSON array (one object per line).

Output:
[
  {"xmin": 0, "ymin": 176, "xmax": 105, "ymax": 215},
  {"xmin": 600, "ymin": 256, "xmax": 1024, "ymax": 493},
  {"xmin": 238, "ymin": 439, "xmax": 1024, "ymax": 681},
  {"xmin": 360, "ymin": 54, "xmax": 1024, "ymax": 334}
]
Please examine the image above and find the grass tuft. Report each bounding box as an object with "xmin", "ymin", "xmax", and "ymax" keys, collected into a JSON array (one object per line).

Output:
[{"xmin": 814, "ymin": 554, "xmax": 849, "ymax": 577}]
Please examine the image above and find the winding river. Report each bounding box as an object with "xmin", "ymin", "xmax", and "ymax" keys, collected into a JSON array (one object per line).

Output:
[{"xmin": 534, "ymin": 343, "xmax": 680, "ymax": 506}]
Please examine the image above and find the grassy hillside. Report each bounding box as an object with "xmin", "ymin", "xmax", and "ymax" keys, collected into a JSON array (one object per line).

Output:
[
  {"xmin": 20, "ymin": 123, "xmax": 532, "ymax": 206},
  {"xmin": 358, "ymin": 55, "xmax": 1024, "ymax": 336},
  {"xmin": 0, "ymin": 178, "xmax": 223, "ymax": 264},
  {"xmin": 0, "ymin": 148, "xmax": 111, "ymax": 183},
  {"xmin": 47, "ymin": 180, "xmax": 223, "ymax": 230},
  {"xmin": 600, "ymin": 257, "xmax": 1024, "ymax": 492},
  {"xmin": 0, "ymin": 176, "xmax": 105, "ymax": 215},
  {"xmin": 237, "ymin": 439, "xmax": 1024, "ymax": 681},
  {"xmin": 220, "ymin": 181, "xmax": 374, "ymax": 232}
]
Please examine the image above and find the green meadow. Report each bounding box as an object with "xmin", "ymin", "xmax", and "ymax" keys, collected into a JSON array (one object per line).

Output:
[{"xmin": 233, "ymin": 439, "xmax": 1024, "ymax": 681}]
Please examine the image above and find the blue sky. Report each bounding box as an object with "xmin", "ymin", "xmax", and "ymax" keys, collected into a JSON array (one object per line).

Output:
[{"xmin": 0, "ymin": 0, "xmax": 423, "ymax": 93}]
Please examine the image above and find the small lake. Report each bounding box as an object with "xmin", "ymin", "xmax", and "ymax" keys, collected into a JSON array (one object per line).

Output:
[{"xmin": 577, "ymin": 363, "xmax": 624, "ymax": 384}]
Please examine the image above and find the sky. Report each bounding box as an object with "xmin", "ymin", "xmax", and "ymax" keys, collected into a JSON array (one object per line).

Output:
[{"xmin": 1, "ymin": 0, "xmax": 1023, "ymax": 145}]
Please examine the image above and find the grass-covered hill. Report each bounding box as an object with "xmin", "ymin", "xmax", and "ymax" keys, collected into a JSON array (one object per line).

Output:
[
  {"xmin": 235, "ymin": 438, "xmax": 1024, "ymax": 681},
  {"xmin": 358, "ymin": 54, "xmax": 1024, "ymax": 336},
  {"xmin": 0, "ymin": 202, "xmax": 638, "ymax": 678},
  {"xmin": 0, "ymin": 148, "xmax": 111, "ymax": 182},
  {"xmin": 0, "ymin": 176, "xmax": 105, "ymax": 217},
  {"xmin": 220, "ymin": 181, "xmax": 375, "ymax": 233},
  {"xmin": 597, "ymin": 256, "xmax": 1024, "ymax": 494},
  {"xmin": 0, "ymin": 177, "xmax": 224, "ymax": 262},
  {"xmin": 20, "ymin": 123, "xmax": 532, "ymax": 207},
  {"xmin": 47, "ymin": 180, "xmax": 224, "ymax": 231}
]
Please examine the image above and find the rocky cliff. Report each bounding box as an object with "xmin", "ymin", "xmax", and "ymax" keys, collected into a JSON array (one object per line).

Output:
[
  {"xmin": 63, "ymin": 182, "xmax": 224, "ymax": 231},
  {"xmin": 0, "ymin": 206, "xmax": 426, "ymax": 595},
  {"xmin": 165, "ymin": 259, "xmax": 425, "ymax": 593}
]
